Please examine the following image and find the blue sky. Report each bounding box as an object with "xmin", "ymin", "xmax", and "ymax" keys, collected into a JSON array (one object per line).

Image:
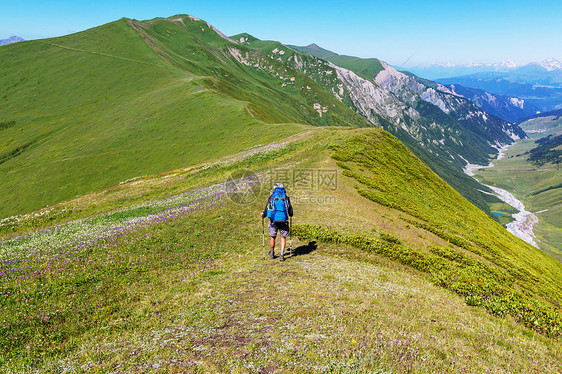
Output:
[{"xmin": 1, "ymin": 0, "xmax": 561, "ymax": 67}]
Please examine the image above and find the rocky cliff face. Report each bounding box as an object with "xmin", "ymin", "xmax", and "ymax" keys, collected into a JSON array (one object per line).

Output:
[{"xmin": 374, "ymin": 62, "xmax": 526, "ymax": 142}]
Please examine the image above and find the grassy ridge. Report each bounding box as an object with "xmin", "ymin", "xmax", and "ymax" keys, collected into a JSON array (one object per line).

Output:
[
  {"xmin": 1, "ymin": 16, "xmax": 373, "ymax": 219},
  {"xmin": 328, "ymin": 130, "xmax": 562, "ymax": 306},
  {"xmin": 275, "ymin": 40, "xmax": 511, "ymax": 219},
  {"xmin": 1, "ymin": 14, "xmax": 516, "ymax": 227},
  {"xmin": 287, "ymin": 44, "xmax": 385, "ymax": 83},
  {"xmin": 1, "ymin": 15, "xmax": 561, "ymax": 370},
  {"xmin": 133, "ymin": 18, "xmax": 370, "ymax": 128},
  {"xmin": 293, "ymin": 223, "xmax": 561, "ymax": 336},
  {"xmin": 241, "ymin": 37, "xmax": 508, "ymax": 220},
  {"xmin": 2, "ymin": 128, "xmax": 561, "ymax": 372}
]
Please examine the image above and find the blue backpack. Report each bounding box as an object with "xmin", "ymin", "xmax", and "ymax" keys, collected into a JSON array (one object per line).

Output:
[{"xmin": 267, "ymin": 187, "xmax": 289, "ymax": 223}]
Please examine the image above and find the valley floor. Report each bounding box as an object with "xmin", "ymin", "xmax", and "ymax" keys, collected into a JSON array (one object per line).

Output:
[{"xmin": 474, "ymin": 136, "xmax": 562, "ymax": 262}]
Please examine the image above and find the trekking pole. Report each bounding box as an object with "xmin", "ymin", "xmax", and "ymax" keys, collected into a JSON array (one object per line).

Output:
[
  {"xmin": 262, "ymin": 217, "xmax": 265, "ymax": 260},
  {"xmin": 289, "ymin": 216, "xmax": 293, "ymax": 256}
]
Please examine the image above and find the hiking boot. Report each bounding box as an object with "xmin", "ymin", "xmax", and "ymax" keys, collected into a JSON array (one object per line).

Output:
[
  {"xmin": 280, "ymin": 255, "xmax": 285, "ymax": 262},
  {"xmin": 269, "ymin": 250, "xmax": 274, "ymax": 259}
]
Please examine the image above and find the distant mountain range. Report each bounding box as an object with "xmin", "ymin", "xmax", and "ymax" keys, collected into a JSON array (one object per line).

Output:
[
  {"xmin": 408, "ymin": 59, "xmax": 562, "ymax": 114},
  {"xmin": 0, "ymin": 36, "xmax": 24, "ymax": 46},
  {"xmin": 286, "ymin": 42, "xmax": 525, "ymax": 148},
  {"xmin": 437, "ymin": 74, "xmax": 562, "ymax": 113},
  {"xmin": 407, "ymin": 58, "xmax": 562, "ymax": 80},
  {"xmin": 443, "ymin": 84, "xmax": 540, "ymax": 123}
]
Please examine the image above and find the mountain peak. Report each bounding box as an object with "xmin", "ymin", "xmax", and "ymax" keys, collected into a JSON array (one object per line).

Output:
[
  {"xmin": 498, "ymin": 59, "xmax": 519, "ymax": 69},
  {"xmin": 540, "ymin": 57, "xmax": 561, "ymax": 71},
  {"xmin": 305, "ymin": 43, "xmax": 337, "ymax": 55},
  {"xmin": 287, "ymin": 43, "xmax": 338, "ymax": 59},
  {"xmin": 0, "ymin": 36, "xmax": 24, "ymax": 46}
]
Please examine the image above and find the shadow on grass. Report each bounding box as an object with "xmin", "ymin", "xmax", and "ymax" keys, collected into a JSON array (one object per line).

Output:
[{"xmin": 291, "ymin": 241, "xmax": 318, "ymax": 257}]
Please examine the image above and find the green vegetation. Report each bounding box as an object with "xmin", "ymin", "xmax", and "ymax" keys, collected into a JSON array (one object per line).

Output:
[
  {"xmin": 327, "ymin": 56, "xmax": 385, "ymax": 82},
  {"xmin": 287, "ymin": 44, "xmax": 385, "ymax": 83},
  {"xmin": 2, "ymin": 15, "xmax": 561, "ymax": 371},
  {"xmin": 238, "ymin": 37, "xmax": 508, "ymax": 218},
  {"xmin": 0, "ymin": 16, "xmax": 370, "ymax": 219},
  {"xmin": 285, "ymin": 43, "xmax": 339, "ymax": 60},
  {"xmin": 2, "ymin": 128, "xmax": 561, "ymax": 372},
  {"xmin": 327, "ymin": 130, "xmax": 561, "ymax": 325},
  {"xmin": 228, "ymin": 36, "xmax": 365, "ymax": 115},
  {"xmin": 293, "ymin": 222, "xmax": 561, "ymax": 336},
  {"xmin": 1, "ymin": 14, "xmax": 516, "ymax": 228},
  {"xmin": 516, "ymin": 108, "xmax": 562, "ymax": 124},
  {"xmin": 527, "ymin": 134, "xmax": 562, "ymax": 166}
]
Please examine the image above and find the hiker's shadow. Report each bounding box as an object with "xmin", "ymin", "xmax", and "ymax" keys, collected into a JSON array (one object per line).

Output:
[{"xmin": 291, "ymin": 241, "xmax": 318, "ymax": 257}]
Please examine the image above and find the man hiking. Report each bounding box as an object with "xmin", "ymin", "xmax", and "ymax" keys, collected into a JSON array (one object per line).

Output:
[{"xmin": 261, "ymin": 182, "xmax": 293, "ymax": 261}]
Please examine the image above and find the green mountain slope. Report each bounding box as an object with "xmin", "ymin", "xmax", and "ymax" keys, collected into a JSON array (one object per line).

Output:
[
  {"xmin": 286, "ymin": 42, "xmax": 339, "ymax": 59},
  {"xmin": 1, "ymin": 127, "xmax": 560, "ymax": 372},
  {"xmin": 237, "ymin": 36, "xmax": 513, "ymax": 217},
  {"xmin": 1, "ymin": 15, "xmax": 525, "ymax": 224},
  {"xmin": 527, "ymin": 134, "xmax": 562, "ymax": 166},
  {"xmin": 2, "ymin": 14, "xmax": 560, "ymax": 372},
  {"xmin": 0, "ymin": 16, "xmax": 370, "ymax": 219},
  {"xmin": 288, "ymin": 43, "xmax": 385, "ymax": 82}
]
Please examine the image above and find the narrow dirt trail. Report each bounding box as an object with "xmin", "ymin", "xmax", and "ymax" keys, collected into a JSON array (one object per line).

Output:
[{"xmin": 39, "ymin": 41, "xmax": 162, "ymax": 67}]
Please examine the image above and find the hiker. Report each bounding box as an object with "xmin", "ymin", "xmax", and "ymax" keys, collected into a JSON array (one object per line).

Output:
[{"xmin": 261, "ymin": 182, "xmax": 293, "ymax": 261}]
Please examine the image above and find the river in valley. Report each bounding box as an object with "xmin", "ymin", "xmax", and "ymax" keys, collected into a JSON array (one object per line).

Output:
[{"xmin": 463, "ymin": 145, "xmax": 540, "ymax": 248}]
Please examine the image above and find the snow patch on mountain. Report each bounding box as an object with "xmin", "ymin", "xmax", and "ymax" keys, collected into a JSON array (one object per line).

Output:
[
  {"xmin": 509, "ymin": 97, "xmax": 525, "ymax": 109},
  {"xmin": 540, "ymin": 57, "xmax": 562, "ymax": 71},
  {"xmin": 499, "ymin": 59, "xmax": 520, "ymax": 69}
]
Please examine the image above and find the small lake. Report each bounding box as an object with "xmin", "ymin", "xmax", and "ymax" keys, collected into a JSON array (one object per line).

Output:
[{"xmin": 492, "ymin": 212, "xmax": 504, "ymax": 217}]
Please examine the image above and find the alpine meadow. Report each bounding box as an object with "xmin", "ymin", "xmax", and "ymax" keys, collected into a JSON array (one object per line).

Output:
[{"xmin": 0, "ymin": 14, "xmax": 561, "ymax": 373}]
